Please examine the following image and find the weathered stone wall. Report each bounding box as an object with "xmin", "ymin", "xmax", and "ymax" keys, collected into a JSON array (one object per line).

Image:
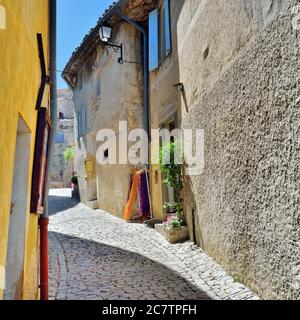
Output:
[
  {"xmin": 178, "ymin": 0, "xmax": 300, "ymax": 299},
  {"xmin": 49, "ymin": 89, "xmax": 75, "ymax": 188},
  {"xmin": 73, "ymin": 22, "xmax": 144, "ymax": 216}
]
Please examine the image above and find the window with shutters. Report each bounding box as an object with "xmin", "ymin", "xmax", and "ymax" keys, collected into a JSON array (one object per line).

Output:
[
  {"xmin": 55, "ymin": 133, "xmax": 65, "ymax": 144},
  {"xmin": 148, "ymin": 0, "xmax": 171, "ymax": 71},
  {"xmin": 77, "ymin": 72, "xmax": 83, "ymax": 91}
]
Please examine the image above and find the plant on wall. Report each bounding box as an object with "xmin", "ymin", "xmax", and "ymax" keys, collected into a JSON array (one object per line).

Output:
[
  {"xmin": 64, "ymin": 145, "xmax": 74, "ymax": 163},
  {"xmin": 159, "ymin": 141, "xmax": 183, "ymax": 191},
  {"xmin": 159, "ymin": 141, "xmax": 185, "ymax": 228}
]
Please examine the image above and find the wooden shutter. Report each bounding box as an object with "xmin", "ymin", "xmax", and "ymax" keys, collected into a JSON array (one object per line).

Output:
[
  {"xmin": 36, "ymin": 33, "xmax": 48, "ymax": 110},
  {"xmin": 82, "ymin": 107, "xmax": 87, "ymax": 135},
  {"xmin": 30, "ymin": 108, "xmax": 51, "ymax": 214},
  {"xmin": 77, "ymin": 111, "xmax": 82, "ymax": 138},
  {"xmin": 75, "ymin": 112, "xmax": 79, "ymax": 139},
  {"xmin": 165, "ymin": 0, "xmax": 171, "ymax": 56},
  {"xmin": 149, "ymin": 9, "xmax": 159, "ymax": 71}
]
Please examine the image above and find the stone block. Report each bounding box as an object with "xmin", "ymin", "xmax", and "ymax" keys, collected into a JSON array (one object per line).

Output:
[
  {"xmin": 155, "ymin": 224, "xmax": 189, "ymax": 244},
  {"xmin": 87, "ymin": 200, "xmax": 99, "ymax": 210}
]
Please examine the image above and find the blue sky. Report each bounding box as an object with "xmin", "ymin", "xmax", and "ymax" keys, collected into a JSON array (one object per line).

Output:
[{"xmin": 57, "ymin": 0, "xmax": 115, "ymax": 89}]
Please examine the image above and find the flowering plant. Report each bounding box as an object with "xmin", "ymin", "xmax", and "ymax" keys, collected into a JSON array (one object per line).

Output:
[
  {"xmin": 165, "ymin": 214, "xmax": 182, "ymax": 228},
  {"xmin": 163, "ymin": 200, "xmax": 184, "ymax": 228}
]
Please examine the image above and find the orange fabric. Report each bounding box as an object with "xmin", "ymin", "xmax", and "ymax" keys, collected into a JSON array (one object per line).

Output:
[{"xmin": 124, "ymin": 173, "xmax": 140, "ymax": 221}]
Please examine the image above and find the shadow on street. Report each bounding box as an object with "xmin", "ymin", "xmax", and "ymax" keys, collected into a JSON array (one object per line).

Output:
[
  {"xmin": 49, "ymin": 231, "xmax": 212, "ymax": 300},
  {"xmin": 48, "ymin": 190, "xmax": 79, "ymax": 216}
]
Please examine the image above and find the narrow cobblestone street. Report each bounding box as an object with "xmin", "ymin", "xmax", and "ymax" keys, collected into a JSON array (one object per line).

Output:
[{"xmin": 48, "ymin": 189, "xmax": 259, "ymax": 301}]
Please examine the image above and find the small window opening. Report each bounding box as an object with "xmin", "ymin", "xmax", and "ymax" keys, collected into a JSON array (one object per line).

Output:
[
  {"xmin": 104, "ymin": 149, "xmax": 109, "ymax": 158},
  {"xmin": 203, "ymin": 47, "xmax": 210, "ymax": 60}
]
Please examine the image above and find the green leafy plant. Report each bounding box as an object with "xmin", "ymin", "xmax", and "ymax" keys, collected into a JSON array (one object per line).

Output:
[
  {"xmin": 64, "ymin": 146, "xmax": 74, "ymax": 163},
  {"xmin": 163, "ymin": 201, "xmax": 183, "ymax": 215},
  {"xmin": 160, "ymin": 141, "xmax": 185, "ymax": 228},
  {"xmin": 159, "ymin": 141, "xmax": 183, "ymax": 191}
]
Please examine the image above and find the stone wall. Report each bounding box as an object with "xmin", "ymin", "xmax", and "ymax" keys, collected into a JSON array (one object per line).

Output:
[
  {"xmin": 49, "ymin": 89, "xmax": 75, "ymax": 189},
  {"xmin": 73, "ymin": 22, "xmax": 144, "ymax": 215},
  {"xmin": 178, "ymin": 0, "xmax": 300, "ymax": 299}
]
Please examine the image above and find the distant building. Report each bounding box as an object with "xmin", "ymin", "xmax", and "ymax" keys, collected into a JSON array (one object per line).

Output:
[{"xmin": 49, "ymin": 89, "xmax": 75, "ymax": 189}]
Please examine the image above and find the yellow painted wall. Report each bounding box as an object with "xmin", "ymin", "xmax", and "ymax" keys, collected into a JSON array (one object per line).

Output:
[{"xmin": 0, "ymin": 0, "xmax": 49, "ymax": 300}]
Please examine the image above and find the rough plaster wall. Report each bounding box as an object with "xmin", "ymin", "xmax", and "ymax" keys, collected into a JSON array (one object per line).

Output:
[
  {"xmin": 177, "ymin": 0, "xmax": 285, "ymax": 105},
  {"xmin": 180, "ymin": 0, "xmax": 300, "ymax": 299},
  {"xmin": 73, "ymin": 22, "xmax": 144, "ymax": 216}
]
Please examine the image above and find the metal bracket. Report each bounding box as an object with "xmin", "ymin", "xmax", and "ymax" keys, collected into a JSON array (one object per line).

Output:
[{"xmin": 101, "ymin": 42, "xmax": 123, "ymax": 64}]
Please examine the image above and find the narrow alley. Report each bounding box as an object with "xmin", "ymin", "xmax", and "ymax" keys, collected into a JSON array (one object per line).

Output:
[
  {"xmin": 1, "ymin": 0, "xmax": 300, "ymax": 306},
  {"xmin": 48, "ymin": 189, "xmax": 259, "ymax": 301}
]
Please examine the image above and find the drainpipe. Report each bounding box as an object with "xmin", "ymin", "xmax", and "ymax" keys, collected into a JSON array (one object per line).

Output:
[
  {"xmin": 39, "ymin": 0, "xmax": 57, "ymax": 301},
  {"xmin": 116, "ymin": 11, "xmax": 150, "ymax": 149}
]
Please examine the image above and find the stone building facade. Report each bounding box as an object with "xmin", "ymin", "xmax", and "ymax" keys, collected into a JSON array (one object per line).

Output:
[
  {"xmin": 63, "ymin": 0, "xmax": 184, "ymax": 218},
  {"xmin": 178, "ymin": 0, "xmax": 299, "ymax": 300},
  {"xmin": 62, "ymin": 2, "xmax": 152, "ymax": 213},
  {"xmin": 49, "ymin": 89, "xmax": 75, "ymax": 189}
]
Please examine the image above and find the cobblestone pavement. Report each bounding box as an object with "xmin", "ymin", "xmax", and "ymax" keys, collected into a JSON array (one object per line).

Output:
[{"xmin": 48, "ymin": 189, "xmax": 260, "ymax": 301}]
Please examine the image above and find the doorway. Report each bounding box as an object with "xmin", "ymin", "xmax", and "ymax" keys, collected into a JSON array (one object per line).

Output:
[{"xmin": 4, "ymin": 117, "xmax": 31, "ymax": 300}]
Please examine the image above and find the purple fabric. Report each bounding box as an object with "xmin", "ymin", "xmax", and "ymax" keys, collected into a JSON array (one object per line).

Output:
[{"xmin": 138, "ymin": 172, "xmax": 150, "ymax": 216}]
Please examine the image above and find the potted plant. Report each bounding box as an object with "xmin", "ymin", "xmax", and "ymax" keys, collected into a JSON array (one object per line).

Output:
[
  {"xmin": 156, "ymin": 210, "xmax": 189, "ymax": 243},
  {"xmin": 71, "ymin": 176, "xmax": 80, "ymax": 200}
]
